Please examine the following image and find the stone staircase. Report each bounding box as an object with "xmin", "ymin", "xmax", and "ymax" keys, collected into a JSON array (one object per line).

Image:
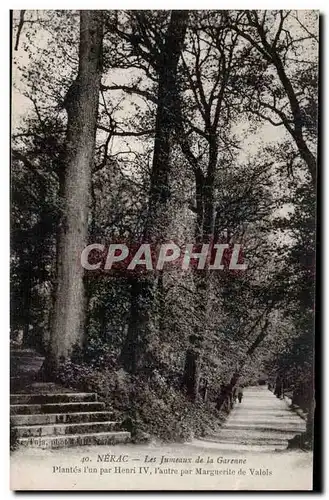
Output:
[
  {"xmin": 10, "ymin": 348, "xmax": 45, "ymax": 391},
  {"xmin": 11, "ymin": 388, "xmax": 131, "ymax": 449},
  {"xmin": 10, "ymin": 349, "xmax": 131, "ymax": 449},
  {"xmin": 193, "ymin": 386, "xmax": 306, "ymax": 452}
]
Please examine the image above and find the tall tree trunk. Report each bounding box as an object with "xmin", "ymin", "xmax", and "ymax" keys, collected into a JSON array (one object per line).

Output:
[
  {"xmin": 21, "ymin": 267, "xmax": 32, "ymax": 344},
  {"xmin": 44, "ymin": 11, "xmax": 103, "ymax": 374},
  {"xmin": 120, "ymin": 11, "xmax": 189, "ymax": 374},
  {"xmin": 182, "ymin": 134, "xmax": 217, "ymax": 400}
]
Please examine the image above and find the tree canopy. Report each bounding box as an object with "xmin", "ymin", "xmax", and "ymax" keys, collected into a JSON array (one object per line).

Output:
[{"xmin": 11, "ymin": 9, "xmax": 317, "ymax": 445}]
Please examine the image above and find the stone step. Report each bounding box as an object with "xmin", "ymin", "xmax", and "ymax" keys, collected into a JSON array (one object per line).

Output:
[
  {"xmin": 11, "ymin": 411, "xmax": 114, "ymax": 426},
  {"xmin": 217, "ymin": 428, "xmax": 302, "ymax": 441},
  {"xmin": 235, "ymin": 407, "xmax": 289, "ymax": 411},
  {"xmin": 191, "ymin": 439, "xmax": 287, "ymax": 452},
  {"xmin": 242, "ymin": 403, "xmax": 288, "ymax": 407},
  {"xmin": 229, "ymin": 414, "xmax": 303, "ymax": 422},
  {"xmin": 17, "ymin": 431, "xmax": 131, "ymax": 449},
  {"xmin": 242, "ymin": 386, "xmax": 267, "ymax": 389},
  {"xmin": 229, "ymin": 420, "xmax": 304, "ymax": 429},
  {"xmin": 10, "ymin": 375, "xmax": 37, "ymax": 389},
  {"xmin": 10, "ymin": 358, "xmax": 44, "ymax": 373},
  {"xmin": 202, "ymin": 434, "xmax": 290, "ymax": 446},
  {"xmin": 230, "ymin": 415, "xmax": 303, "ymax": 422},
  {"xmin": 234, "ymin": 405, "xmax": 291, "ymax": 410},
  {"xmin": 242, "ymin": 392, "xmax": 277, "ymax": 395},
  {"xmin": 16, "ymin": 382, "xmax": 60, "ymax": 390},
  {"xmin": 231, "ymin": 418, "xmax": 301, "ymax": 424},
  {"xmin": 229, "ymin": 421, "xmax": 304, "ymax": 430},
  {"xmin": 10, "ymin": 348, "xmax": 41, "ymax": 356},
  {"xmin": 223, "ymin": 422, "xmax": 306, "ymax": 432},
  {"xmin": 231, "ymin": 411, "xmax": 303, "ymax": 418},
  {"xmin": 240, "ymin": 396, "xmax": 282, "ymax": 400},
  {"xmin": 11, "ymin": 393, "xmax": 97, "ymax": 405},
  {"xmin": 10, "ymin": 401, "xmax": 106, "ymax": 415},
  {"xmin": 13, "ymin": 421, "xmax": 121, "ymax": 438}
]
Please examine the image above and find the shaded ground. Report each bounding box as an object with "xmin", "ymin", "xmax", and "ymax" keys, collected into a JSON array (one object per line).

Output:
[
  {"xmin": 10, "ymin": 348, "xmax": 77, "ymax": 393},
  {"xmin": 10, "ymin": 356, "xmax": 312, "ymax": 490},
  {"xmin": 195, "ymin": 385, "xmax": 306, "ymax": 451}
]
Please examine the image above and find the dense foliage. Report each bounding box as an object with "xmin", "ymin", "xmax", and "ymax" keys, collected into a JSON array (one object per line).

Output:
[{"xmin": 11, "ymin": 10, "xmax": 317, "ymax": 445}]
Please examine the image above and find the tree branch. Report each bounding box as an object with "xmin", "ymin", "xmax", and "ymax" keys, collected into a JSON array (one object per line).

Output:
[
  {"xmin": 97, "ymin": 124, "xmax": 154, "ymax": 137},
  {"xmin": 14, "ymin": 10, "xmax": 26, "ymax": 51},
  {"xmin": 101, "ymin": 83, "xmax": 157, "ymax": 104}
]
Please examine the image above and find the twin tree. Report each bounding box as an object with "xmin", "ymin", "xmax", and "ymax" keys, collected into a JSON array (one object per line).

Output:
[
  {"xmin": 45, "ymin": 11, "xmax": 192, "ymax": 382},
  {"xmin": 13, "ymin": 11, "xmax": 317, "ymax": 408}
]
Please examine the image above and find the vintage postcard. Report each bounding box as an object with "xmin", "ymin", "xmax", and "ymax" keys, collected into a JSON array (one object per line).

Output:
[{"xmin": 10, "ymin": 9, "xmax": 318, "ymax": 491}]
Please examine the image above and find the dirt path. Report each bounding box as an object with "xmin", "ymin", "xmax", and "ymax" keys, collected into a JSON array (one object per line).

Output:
[
  {"xmin": 193, "ymin": 385, "xmax": 306, "ymax": 452},
  {"xmin": 10, "ymin": 385, "xmax": 312, "ymax": 490}
]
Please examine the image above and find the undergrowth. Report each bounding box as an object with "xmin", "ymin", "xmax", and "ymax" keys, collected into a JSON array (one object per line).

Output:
[{"xmin": 54, "ymin": 360, "xmax": 227, "ymax": 443}]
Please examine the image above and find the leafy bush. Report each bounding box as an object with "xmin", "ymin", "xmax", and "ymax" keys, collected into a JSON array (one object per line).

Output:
[
  {"xmin": 54, "ymin": 361, "xmax": 224, "ymax": 442},
  {"xmin": 128, "ymin": 374, "xmax": 225, "ymax": 442},
  {"xmin": 54, "ymin": 361, "xmax": 131, "ymax": 417},
  {"xmin": 10, "ymin": 424, "xmax": 19, "ymax": 452}
]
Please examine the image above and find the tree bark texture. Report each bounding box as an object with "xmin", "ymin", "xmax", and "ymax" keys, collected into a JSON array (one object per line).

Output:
[
  {"xmin": 45, "ymin": 11, "xmax": 103, "ymax": 372},
  {"xmin": 121, "ymin": 11, "xmax": 189, "ymax": 374}
]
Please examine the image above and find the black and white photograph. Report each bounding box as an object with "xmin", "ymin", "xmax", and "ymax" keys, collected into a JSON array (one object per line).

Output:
[{"xmin": 10, "ymin": 9, "xmax": 318, "ymax": 490}]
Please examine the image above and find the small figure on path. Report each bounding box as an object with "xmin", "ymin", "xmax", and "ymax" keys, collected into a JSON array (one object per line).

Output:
[
  {"xmin": 232, "ymin": 387, "xmax": 237, "ymax": 405},
  {"xmin": 274, "ymin": 375, "xmax": 283, "ymax": 398},
  {"xmin": 237, "ymin": 387, "xmax": 243, "ymax": 403}
]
